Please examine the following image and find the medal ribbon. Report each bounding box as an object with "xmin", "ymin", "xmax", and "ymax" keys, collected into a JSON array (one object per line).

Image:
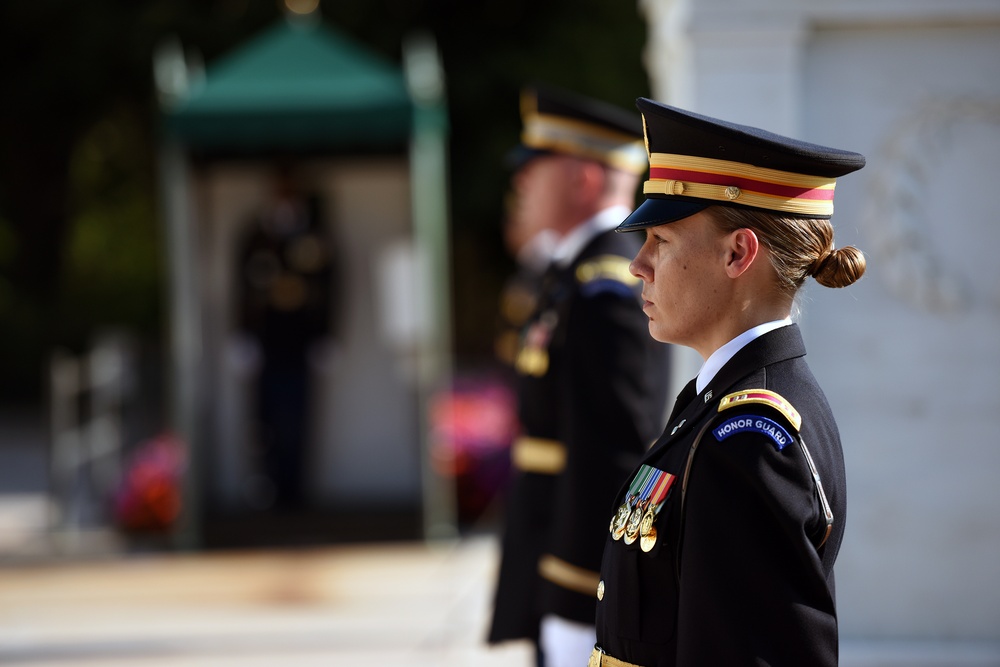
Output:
[
  {"xmin": 627, "ymin": 465, "xmax": 654, "ymax": 499},
  {"xmin": 636, "ymin": 466, "xmax": 658, "ymax": 502},
  {"xmin": 648, "ymin": 470, "xmax": 675, "ymax": 506}
]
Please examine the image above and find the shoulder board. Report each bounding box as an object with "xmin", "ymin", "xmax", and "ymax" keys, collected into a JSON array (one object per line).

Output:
[
  {"xmin": 717, "ymin": 388, "xmax": 801, "ymax": 431},
  {"xmin": 575, "ymin": 255, "xmax": 639, "ymax": 287}
]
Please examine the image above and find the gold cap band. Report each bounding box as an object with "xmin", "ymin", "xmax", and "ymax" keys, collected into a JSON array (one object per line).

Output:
[
  {"xmin": 522, "ymin": 112, "xmax": 648, "ymax": 174},
  {"xmin": 643, "ymin": 152, "xmax": 837, "ymax": 217}
]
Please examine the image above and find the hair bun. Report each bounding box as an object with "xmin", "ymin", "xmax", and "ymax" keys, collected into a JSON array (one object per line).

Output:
[{"xmin": 813, "ymin": 246, "xmax": 866, "ymax": 288}]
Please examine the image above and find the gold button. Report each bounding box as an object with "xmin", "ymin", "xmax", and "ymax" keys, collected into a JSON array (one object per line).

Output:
[
  {"xmin": 597, "ymin": 580, "xmax": 605, "ymax": 601},
  {"xmin": 724, "ymin": 185, "xmax": 741, "ymax": 200},
  {"xmin": 671, "ymin": 180, "xmax": 686, "ymax": 195}
]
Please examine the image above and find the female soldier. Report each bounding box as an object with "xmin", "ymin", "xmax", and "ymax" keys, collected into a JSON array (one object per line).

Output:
[{"xmin": 589, "ymin": 98, "xmax": 866, "ymax": 667}]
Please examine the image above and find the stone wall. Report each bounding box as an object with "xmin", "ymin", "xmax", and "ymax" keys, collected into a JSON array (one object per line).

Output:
[{"xmin": 639, "ymin": 0, "xmax": 1000, "ymax": 659}]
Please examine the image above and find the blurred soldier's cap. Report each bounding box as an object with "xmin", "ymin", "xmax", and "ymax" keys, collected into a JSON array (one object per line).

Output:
[
  {"xmin": 617, "ymin": 97, "xmax": 866, "ymax": 231},
  {"xmin": 507, "ymin": 84, "xmax": 647, "ymax": 174}
]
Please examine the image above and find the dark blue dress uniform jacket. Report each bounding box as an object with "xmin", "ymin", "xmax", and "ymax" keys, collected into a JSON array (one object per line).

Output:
[
  {"xmin": 595, "ymin": 324, "xmax": 847, "ymax": 666},
  {"xmin": 489, "ymin": 228, "xmax": 671, "ymax": 643}
]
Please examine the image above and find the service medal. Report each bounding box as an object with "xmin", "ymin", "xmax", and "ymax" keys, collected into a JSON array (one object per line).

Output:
[
  {"xmin": 514, "ymin": 311, "xmax": 558, "ymax": 377},
  {"xmin": 623, "ymin": 504, "xmax": 644, "ymax": 544},
  {"xmin": 639, "ymin": 505, "xmax": 656, "ymax": 537},
  {"xmin": 612, "ymin": 465, "xmax": 654, "ymax": 540},
  {"xmin": 640, "ymin": 525, "xmax": 658, "ymax": 552},
  {"xmin": 612, "ymin": 499, "xmax": 632, "ymax": 540},
  {"xmin": 638, "ymin": 505, "xmax": 658, "ymax": 552},
  {"xmin": 610, "ymin": 500, "xmax": 630, "ymax": 536},
  {"xmin": 624, "ymin": 468, "xmax": 658, "ymax": 544},
  {"xmin": 617, "ymin": 464, "xmax": 678, "ymax": 551}
]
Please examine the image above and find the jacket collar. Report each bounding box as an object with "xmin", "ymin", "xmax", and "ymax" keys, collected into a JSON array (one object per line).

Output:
[{"xmin": 658, "ymin": 323, "xmax": 807, "ymax": 446}]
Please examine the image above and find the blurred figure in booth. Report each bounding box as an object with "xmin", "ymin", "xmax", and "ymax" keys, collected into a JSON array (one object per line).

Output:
[{"xmin": 235, "ymin": 166, "xmax": 337, "ymax": 511}]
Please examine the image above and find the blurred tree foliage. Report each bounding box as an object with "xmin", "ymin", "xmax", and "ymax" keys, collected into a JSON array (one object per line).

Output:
[{"xmin": 0, "ymin": 0, "xmax": 649, "ymax": 404}]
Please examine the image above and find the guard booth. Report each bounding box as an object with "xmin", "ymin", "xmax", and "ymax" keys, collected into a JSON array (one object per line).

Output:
[{"xmin": 155, "ymin": 12, "xmax": 455, "ymax": 549}]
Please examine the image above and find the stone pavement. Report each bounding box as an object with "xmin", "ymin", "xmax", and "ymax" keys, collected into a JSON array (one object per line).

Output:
[
  {"xmin": 0, "ymin": 535, "xmax": 534, "ymax": 667},
  {"xmin": 3, "ymin": 529, "xmax": 1000, "ymax": 667}
]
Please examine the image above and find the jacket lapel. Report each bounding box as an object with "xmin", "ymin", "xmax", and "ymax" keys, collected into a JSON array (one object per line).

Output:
[{"xmin": 651, "ymin": 324, "xmax": 808, "ymax": 457}]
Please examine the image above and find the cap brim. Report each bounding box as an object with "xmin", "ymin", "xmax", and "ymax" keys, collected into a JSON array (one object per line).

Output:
[
  {"xmin": 615, "ymin": 198, "xmax": 710, "ymax": 232},
  {"xmin": 505, "ymin": 145, "xmax": 550, "ymax": 171}
]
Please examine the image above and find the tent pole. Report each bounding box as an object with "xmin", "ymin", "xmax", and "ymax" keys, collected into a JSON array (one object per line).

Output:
[
  {"xmin": 158, "ymin": 139, "xmax": 204, "ymax": 551},
  {"xmin": 404, "ymin": 32, "xmax": 458, "ymax": 542}
]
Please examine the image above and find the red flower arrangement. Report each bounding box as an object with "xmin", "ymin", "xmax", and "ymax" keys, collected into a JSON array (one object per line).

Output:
[{"xmin": 113, "ymin": 432, "xmax": 186, "ymax": 533}]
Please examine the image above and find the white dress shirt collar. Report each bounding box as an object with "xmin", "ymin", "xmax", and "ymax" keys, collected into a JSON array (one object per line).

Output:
[{"xmin": 696, "ymin": 319, "xmax": 793, "ymax": 394}]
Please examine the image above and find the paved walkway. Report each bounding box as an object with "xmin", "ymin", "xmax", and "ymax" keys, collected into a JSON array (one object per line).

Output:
[
  {"xmin": 0, "ymin": 535, "xmax": 533, "ymax": 667},
  {"xmin": 3, "ymin": 530, "xmax": 1000, "ymax": 667}
]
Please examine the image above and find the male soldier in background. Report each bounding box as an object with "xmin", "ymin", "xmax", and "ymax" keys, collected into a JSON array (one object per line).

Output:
[{"xmin": 487, "ymin": 85, "xmax": 672, "ymax": 667}]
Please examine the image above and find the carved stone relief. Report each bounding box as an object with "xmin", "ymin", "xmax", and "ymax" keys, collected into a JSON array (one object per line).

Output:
[{"xmin": 862, "ymin": 98, "xmax": 1000, "ymax": 313}]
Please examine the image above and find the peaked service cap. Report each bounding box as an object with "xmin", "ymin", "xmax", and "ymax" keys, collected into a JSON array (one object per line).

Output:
[
  {"xmin": 506, "ymin": 84, "xmax": 648, "ymax": 174},
  {"xmin": 617, "ymin": 97, "xmax": 866, "ymax": 231}
]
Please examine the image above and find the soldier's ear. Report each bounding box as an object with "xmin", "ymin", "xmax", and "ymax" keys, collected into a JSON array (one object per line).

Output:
[
  {"xmin": 573, "ymin": 159, "xmax": 603, "ymax": 188},
  {"xmin": 724, "ymin": 228, "xmax": 759, "ymax": 279}
]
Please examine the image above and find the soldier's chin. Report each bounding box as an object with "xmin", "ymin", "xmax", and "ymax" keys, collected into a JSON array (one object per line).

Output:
[{"xmin": 647, "ymin": 322, "xmax": 668, "ymax": 344}]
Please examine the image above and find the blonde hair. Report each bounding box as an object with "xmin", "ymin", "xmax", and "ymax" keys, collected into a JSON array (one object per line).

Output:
[{"xmin": 706, "ymin": 205, "xmax": 866, "ymax": 296}]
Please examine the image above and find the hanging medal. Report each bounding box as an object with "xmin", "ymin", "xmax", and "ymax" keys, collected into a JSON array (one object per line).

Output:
[
  {"xmin": 611, "ymin": 495, "xmax": 634, "ymax": 539},
  {"xmin": 514, "ymin": 310, "xmax": 557, "ymax": 377},
  {"xmin": 638, "ymin": 505, "xmax": 658, "ymax": 552},
  {"xmin": 610, "ymin": 500, "xmax": 630, "ymax": 534},
  {"xmin": 639, "ymin": 467, "xmax": 676, "ymax": 552},
  {"xmin": 624, "ymin": 470, "xmax": 658, "ymax": 545},
  {"xmin": 611, "ymin": 466, "xmax": 653, "ymax": 540},
  {"xmin": 612, "ymin": 464, "xmax": 677, "ymax": 549}
]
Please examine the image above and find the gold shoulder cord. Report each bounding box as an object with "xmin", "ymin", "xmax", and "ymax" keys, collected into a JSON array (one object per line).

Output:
[{"xmin": 795, "ymin": 434, "xmax": 835, "ymax": 549}]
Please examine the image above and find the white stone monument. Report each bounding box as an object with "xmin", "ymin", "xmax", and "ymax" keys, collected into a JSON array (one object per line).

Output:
[{"xmin": 640, "ymin": 0, "xmax": 1000, "ymax": 663}]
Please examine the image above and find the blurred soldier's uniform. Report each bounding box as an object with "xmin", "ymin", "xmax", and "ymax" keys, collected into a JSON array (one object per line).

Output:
[
  {"xmin": 487, "ymin": 85, "xmax": 671, "ymax": 667},
  {"xmin": 495, "ymin": 223, "xmax": 556, "ymax": 368}
]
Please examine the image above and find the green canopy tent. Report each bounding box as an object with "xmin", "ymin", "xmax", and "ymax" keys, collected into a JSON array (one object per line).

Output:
[
  {"xmin": 156, "ymin": 15, "xmax": 454, "ymax": 549},
  {"xmin": 163, "ymin": 17, "xmax": 414, "ymax": 152}
]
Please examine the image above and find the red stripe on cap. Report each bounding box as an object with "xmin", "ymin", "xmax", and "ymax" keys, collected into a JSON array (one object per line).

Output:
[{"xmin": 649, "ymin": 167, "xmax": 835, "ymax": 201}]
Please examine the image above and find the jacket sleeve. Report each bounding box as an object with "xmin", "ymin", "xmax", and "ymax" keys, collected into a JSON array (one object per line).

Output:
[{"xmin": 675, "ymin": 405, "xmax": 839, "ymax": 666}]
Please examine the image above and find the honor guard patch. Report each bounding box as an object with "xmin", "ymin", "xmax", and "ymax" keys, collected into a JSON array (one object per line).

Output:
[
  {"xmin": 712, "ymin": 414, "xmax": 793, "ymax": 451},
  {"xmin": 717, "ymin": 388, "xmax": 801, "ymax": 431}
]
